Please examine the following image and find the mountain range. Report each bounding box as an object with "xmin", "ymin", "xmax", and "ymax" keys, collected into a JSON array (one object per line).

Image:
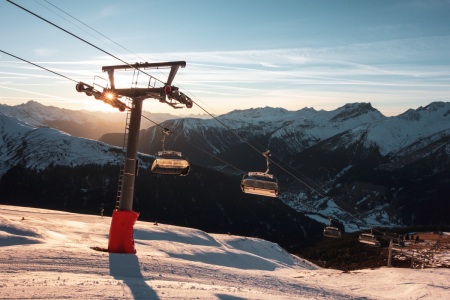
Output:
[
  {"xmin": 0, "ymin": 101, "xmax": 448, "ymax": 245},
  {"xmin": 138, "ymin": 101, "xmax": 450, "ymax": 229},
  {"xmin": 0, "ymin": 100, "xmax": 207, "ymax": 140}
]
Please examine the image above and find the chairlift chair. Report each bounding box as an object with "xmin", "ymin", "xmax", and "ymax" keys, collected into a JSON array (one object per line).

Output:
[
  {"xmin": 323, "ymin": 226, "xmax": 342, "ymax": 238},
  {"xmin": 151, "ymin": 150, "xmax": 190, "ymax": 176},
  {"xmin": 150, "ymin": 128, "xmax": 190, "ymax": 176},
  {"xmin": 241, "ymin": 172, "xmax": 279, "ymax": 198},
  {"xmin": 241, "ymin": 150, "xmax": 279, "ymax": 198},
  {"xmin": 358, "ymin": 233, "xmax": 380, "ymax": 247}
]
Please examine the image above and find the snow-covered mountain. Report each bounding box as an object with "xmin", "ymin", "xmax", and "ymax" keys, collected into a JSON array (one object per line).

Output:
[
  {"xmin": 0, "ymin": 112, "xmax": 125, "ymax": 176},
  {"xmin": 342, "ymin": 102, "xmax": 450, "ymax": 156},
  {"xmin": 0, "ymin": 100, "xmax": 195, "ymax": 140},
  {"xmin": 139, "ymin": 102, "xmax": 450, "ymax": 230},
  {"xmin": 0, "ymin": 111, "xmax": 322, "ymax": 252},
  {"xmin": 1, "ymin": 101, "xmax": 448, "ymax": 234},
  {"xmin": 0, "ymin": 101, "xmax": 121, "ymax": 140},
  {"xmin": 141, "ymin": 102, "xmax": 449, "ymax": 160}
]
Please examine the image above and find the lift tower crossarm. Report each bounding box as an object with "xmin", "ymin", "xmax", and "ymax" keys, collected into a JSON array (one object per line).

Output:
[
  {"xmin": 102, "ymin": 61, "xmax": 186, "ymax": 72},
  {"xmin": 98, "ymin": 61, "xmax": 192, "ymax": 108}
]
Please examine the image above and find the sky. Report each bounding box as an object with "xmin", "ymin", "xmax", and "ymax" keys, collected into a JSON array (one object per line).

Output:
[{"xmin": 0, "ymin": 0, "xmax": 449, "ymax": 116}]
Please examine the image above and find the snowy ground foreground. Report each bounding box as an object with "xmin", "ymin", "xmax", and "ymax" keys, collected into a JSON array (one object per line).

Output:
[{"xmin": 1, "ymin": 205, "xmax": 449, "ymax": 300}]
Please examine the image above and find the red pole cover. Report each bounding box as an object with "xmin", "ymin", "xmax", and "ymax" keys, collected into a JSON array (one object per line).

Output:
[{"xmin": 108, "ymin": 210, "xmax": 140, "ymax": 253}]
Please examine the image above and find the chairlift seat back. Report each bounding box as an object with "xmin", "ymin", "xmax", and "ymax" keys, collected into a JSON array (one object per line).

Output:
[
  {"xmin": 151, "ymin": 150, "xmax": 190, "ymax": 176},
  {"xmin": 323, "ymin": 226, "xmax": 342, "ymax": 238},
  {"xmin": 241, "ymin": 173, "xmax": 279, "ymax": 198},
  {"xmin": 358, "ymin": 233, "xmax": 380, "ymax": 247}
]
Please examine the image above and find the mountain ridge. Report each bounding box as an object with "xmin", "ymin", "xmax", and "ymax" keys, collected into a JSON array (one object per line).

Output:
[
  {"xmin": 0, "ymin": 100, "xmax": 208, "ymax": 140},
  {"xmin": 0, "ymin": 100, "xmax": 449, "ymax": 234}
]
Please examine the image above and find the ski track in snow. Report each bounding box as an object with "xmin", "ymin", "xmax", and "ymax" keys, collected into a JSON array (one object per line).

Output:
[{"xmin": 1, "ymin": 205, "xmax": 449, "ymax": 299}]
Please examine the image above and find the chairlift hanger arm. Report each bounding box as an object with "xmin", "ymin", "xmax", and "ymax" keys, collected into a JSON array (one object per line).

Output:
[
  {"xmin": 166, "ymin": 64, "xmax": 181, "ymax": 86},
  {"xmin": 262, "ymin": 150, "xmax": 271, "ymax": 174}
]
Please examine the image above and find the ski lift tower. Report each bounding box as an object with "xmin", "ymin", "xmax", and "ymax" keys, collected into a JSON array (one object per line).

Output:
[{"xmin": 76, "ymin": 61, "xmax": 192, "ymax": 253}]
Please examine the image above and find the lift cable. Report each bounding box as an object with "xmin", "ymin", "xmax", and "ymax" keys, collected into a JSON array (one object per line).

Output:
[
  {"xmin": 5, "ymin": 1, "xmax": 392, "ymax": 234},
  {"xmin": 37, "ymin": 0, "xmax": 147, "ymax": 62},
  {"xmin": 185, "ymin": 140, "xmax": 246, "ymax": 175},
  {"xmin": 141, "ymin": 113, "xmax": 246, "ymax": 175},
  {"xmin": 1, "ymin": 45, "xmax": 368, "ymax": 233},
  {"xmin": 264, "ymin": 144, "xmax": 366, "ymax": 222},
  {"xmin": 0, "ymin": 49, "xmax": 78, "ymax": 83},
  {"xmin": 5, "ymin": 0, "xmax": 164, "ymax": 85},
  {"xmin": 0, "ymin": 49, "xmax": 134, "ymax": 112},
  {"xmin": 192, "ymin": 99, "xmax": 332, "ymax": 196},
  {"xmin": 3, "ymin": 1, "xmax": 371, "ymax": 232},
  {"xmin": 165, "ymin": 83, "xmax": 332, "ymax": 196},
  {"xmin": 0, "ymin": 50, "xmax": 381, "ymax": 237},
  {"xmin": 192, "ymin": 100, "xmax": 265, "ymax": 156},
  {"xmin": 1, "ymin": 47, "xmax": 243, "ymax": 178},
  {"xmin": 140, "ymin": 114, "xmax": 169, "ymax": 132},
  {"xmin": 1, "ymin": 48, "xmax": 364, "ymax": 232},
  {"xmin": 6, "ymin": 0, "xmax": 257, "ymax": 170},
  {"xmin": 185, "ymin": 93, "xmax": 372, "ymax": 228},
  {"xmin": 159, "ymin": 77, "xmax": 337, "ymax": 203},
  {"xmin": 14, "ymin": 0, "xmax": 250, "ymax": 178}
]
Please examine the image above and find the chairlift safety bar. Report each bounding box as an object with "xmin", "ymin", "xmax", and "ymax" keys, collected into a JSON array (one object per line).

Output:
[
  {"xmin": 157, "ymin": 150, "xmax": 183, "ymax": 157},
  {"xmin": 247, "ymin": 172, "xmax": 274, "ymax": 179}
]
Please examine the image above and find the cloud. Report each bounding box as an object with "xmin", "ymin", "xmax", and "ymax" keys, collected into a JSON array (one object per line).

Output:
[
  {"xmin": 3, "ymin": 33, "xmax": 449, "ymax": 117},
  {"xmin": 0, "ymin": 85, "xmax": 69, "ymax": 99},
  {"xmin": 96, "ymin": 5, "xmax": 122, "ymax": 20},
  {"xmin": 34, "ymin": 48, "xmax": 58, "ymax": 58}
]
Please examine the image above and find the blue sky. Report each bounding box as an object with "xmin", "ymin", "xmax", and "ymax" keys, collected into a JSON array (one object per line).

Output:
[{"xmin": 0, "ymin": 0, "xmax": 449, "ymax": 115}]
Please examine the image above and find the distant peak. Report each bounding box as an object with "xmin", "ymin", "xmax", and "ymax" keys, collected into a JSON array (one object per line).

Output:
[
  {"xmin": 398, "ymin": 101, "xmax": 450, "ymax": 120},
  {"xmin": 331, "ymin": 102, "xmax": 380, "ymax": 122},
  {"xmin": 342, "ymin": 102, "xmax": 374, "ymax": 110},
  {"xmin": 24, "ymin": 100, "xmax": 43, "ymax": 107},
  {"xmin": 417, "ymin": 101, "xmax": 449, "ymax": 112},
  {"xmin": 398, "ymin": 109, "xmax": 421, "ymax": 121},
  {"xmin": 224, "ymin": 107, "xmax": 289, "ymax": 118},
  {"xmin": 298, "ymin": 107, "xmax": 317, "ymax": 113}
]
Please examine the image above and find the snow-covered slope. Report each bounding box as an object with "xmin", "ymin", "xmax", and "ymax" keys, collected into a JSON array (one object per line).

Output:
[
  {"xmin": 1, "ymin": 101, "xmax": 448, "ymax": 236},
  {"xmin": 0, "ymin": 100, "xmax": 186, "ymax": 140},
  {"xmin": 0, "ymin": 112, "xmax": 124, "ymax": 175},
  {"xmin": 1, "ymin": 205, "xmax": 449, "ymax": 299},
  {"xmin": 142, "ymin": 102, "xmax": 450, "ymax": 164},
  {"xmin": 348, "ymin": 102, "xmax": 450, "ymax": 155},
  {"xmin": 268, "ymin": 102, "xmax": 385, "ymax": 154},
  {"xmin": 0, "ymin": 100, "xmax": 91, "ymax": 127}
]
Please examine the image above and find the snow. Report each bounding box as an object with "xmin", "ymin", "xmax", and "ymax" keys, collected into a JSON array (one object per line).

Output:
[
  {"xmin": 360, "ymin": 102, "xmax": 450, "ymax": 155},
  {"xmin": 304, "ymin": 214, "xmax": 329, "ymax": 225},
  {"xmin": 0, "ymin": 100, "xmax": 98, "ymax": 127},
  {"xmin": 1, "ymin": 205, "xmax": 449, "ymax": 300},
  {"xmin": 182, "ymin": 101, "xmax": 450, "ymax": 157},
  {"xmin": 0, "ymin": 112, "xmax": 127, "ymax": 175}
]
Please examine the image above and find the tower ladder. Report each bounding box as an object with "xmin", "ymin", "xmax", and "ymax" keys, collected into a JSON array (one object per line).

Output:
[{"xmin": 115, "ymin": 98, "xmax": 132, "ymax": 209}]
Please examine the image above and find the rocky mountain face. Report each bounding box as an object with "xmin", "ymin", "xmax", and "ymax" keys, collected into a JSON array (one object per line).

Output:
[
  {"xmin": 139, "ymin": 102, "xmax": 450, "ymax": 229},
  {"xmin": 0, "ymin": 101, "xmax": 190, "ymax": 140},
  {"xmin": 0, "ymin": 101, "xmax": 449, "ymax": 237},
  {"xmin": 0, "ymin": 110, "xmax": 322, "ymax": 252}
]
